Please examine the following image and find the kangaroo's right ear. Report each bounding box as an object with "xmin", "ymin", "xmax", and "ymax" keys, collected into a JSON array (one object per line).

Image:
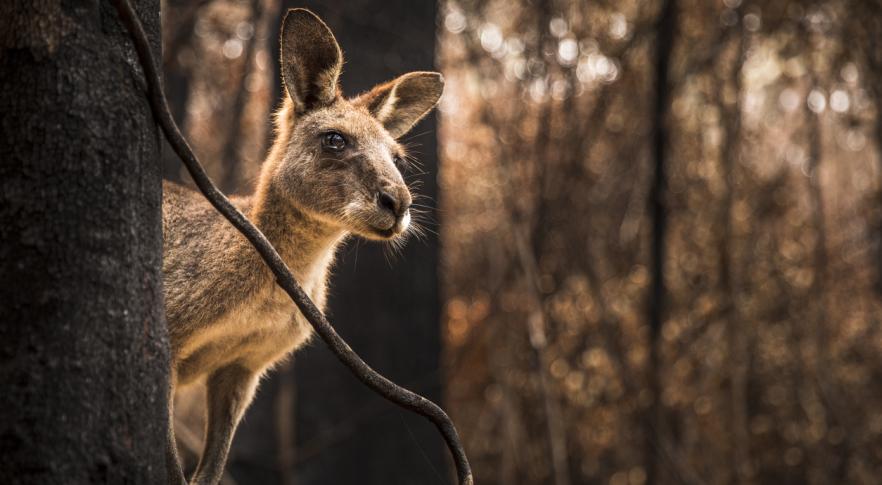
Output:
[
  {"xmin": 281, "ymin": 9, "xmax": 342, "ymax": 113},
  {"xmin": 354, "ymin": 72, "xmax": 444, "ymax": 139}
]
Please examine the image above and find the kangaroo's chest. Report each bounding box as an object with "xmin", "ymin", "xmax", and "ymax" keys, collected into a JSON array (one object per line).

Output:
[
  {"xmin": 252, "ymin": 275, "xmax": 328, "ymax": 342},
  {"xmin": 175, "ymin": 268, "xmax": 329, "ymax": 385}
]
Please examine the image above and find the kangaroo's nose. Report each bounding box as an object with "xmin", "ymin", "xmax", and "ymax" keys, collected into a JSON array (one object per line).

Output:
[{"xmin": 377, "ymin": 190, "xmax": 410, "ymax": 218}]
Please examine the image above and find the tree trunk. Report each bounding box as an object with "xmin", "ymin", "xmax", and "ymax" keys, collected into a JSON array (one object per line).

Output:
[
  {"xmin": 717, "ymin": 25, "xmax": 750, "ymax": 485},
  {"xmin": 0, "ymin": 1, "xmax": 169, "ymax": 483},
  {"xmin": 646, "ymin": 0, "xmax": 677, "ymax": 483}
]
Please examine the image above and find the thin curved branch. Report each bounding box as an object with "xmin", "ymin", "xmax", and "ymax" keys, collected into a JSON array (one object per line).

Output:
[{"xmin": 109, "ymin": 1, "xmax": 473, "ymax": 483}]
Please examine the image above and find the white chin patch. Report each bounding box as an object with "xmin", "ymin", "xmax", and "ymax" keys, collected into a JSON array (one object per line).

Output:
[{"xmin": 399, "ymin": 211, "xmax": 411, "ymax": 232}]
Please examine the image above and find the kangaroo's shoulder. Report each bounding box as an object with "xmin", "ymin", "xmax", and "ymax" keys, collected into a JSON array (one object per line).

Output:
[
  {"xmin": 162, "ymin": 180, "xmax": 266, "ymax": 330},
  {"xmin": 162, "ymin": 180, "xmax": 253, "ymax": 243}
]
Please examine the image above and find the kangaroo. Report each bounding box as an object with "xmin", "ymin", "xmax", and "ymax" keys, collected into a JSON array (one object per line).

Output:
[{"xmin": 161, "ymin": 9, "xmax": 443, "ymax": 485}]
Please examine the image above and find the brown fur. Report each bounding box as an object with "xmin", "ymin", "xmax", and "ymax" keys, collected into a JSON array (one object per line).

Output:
[{"xmin": 162, "ymin": 9, "xmax": 443, "ymax": 485}]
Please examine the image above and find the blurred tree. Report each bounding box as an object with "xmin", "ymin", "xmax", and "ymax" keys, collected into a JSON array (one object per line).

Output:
[
  {"xmin": 161, "ymin": 0, "xmax": 277, "ymax": 194},
  {"xmin": 646, "ymin": 0, "xmax": 677, "ymax": 483},
  {"xmin": 0, "ymin": 0, "xmax": 169, "ymax": 483},
  {"xmin": 161, "ymin": 0, "xmax": 211, "ymax": 184},
  {"xmin": 716, "ymin": 16, "xmax": 749, "ymax": 484},
  {"xmin": 846, "ymin": 0, "xmax": 882, "ymax": 294}
]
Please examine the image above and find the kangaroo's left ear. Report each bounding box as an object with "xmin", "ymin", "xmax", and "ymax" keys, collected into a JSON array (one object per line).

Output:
[
  {"xmin": 281, "ymin": 8, "xmax": 343, "ymax": 113},
  {"xmin": 354, "ymin": 71, "xmax": 445, "ymax": 138}
]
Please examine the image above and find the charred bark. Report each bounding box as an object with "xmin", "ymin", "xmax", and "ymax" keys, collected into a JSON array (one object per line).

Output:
[{"xmin": 0, "ymin": 0, "xmax": 169, "ymax": 484}]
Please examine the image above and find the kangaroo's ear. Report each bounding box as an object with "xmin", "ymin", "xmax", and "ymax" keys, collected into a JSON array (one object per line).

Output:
[
  {"xmin": 281, "ymin": 9, "xmax": 342, "ymax": 113},
  {"xmin": 354, "ymin": 71, "xmax": 444, "ymax": 138}
]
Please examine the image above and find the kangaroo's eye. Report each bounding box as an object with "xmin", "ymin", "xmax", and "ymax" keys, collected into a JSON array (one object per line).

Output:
[
  {"xmin": 322, "ymin": 132, "xmax": 346, "ymax": 151},
  {"xmin": 393, "ymin": 155, "xmax": 408, "ymax": 171}
]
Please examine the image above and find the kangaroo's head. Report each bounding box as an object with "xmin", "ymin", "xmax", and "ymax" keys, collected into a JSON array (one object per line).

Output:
[{"xmin": 267, "ymin": 8, "xmax": 443, "ymax": 241}]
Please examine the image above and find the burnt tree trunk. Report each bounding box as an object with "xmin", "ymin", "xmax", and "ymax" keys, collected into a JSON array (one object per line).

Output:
[
  {"xmin": 645, "ymin": 0, "xmax": 677, "ymax": 484},
  {"xmin": 227, "ymin": 1, "xmax": 445, "ymax": 484},
  {"xmin": 0, "ymin": 1, "xmax": 169, "ymax": 483}
]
